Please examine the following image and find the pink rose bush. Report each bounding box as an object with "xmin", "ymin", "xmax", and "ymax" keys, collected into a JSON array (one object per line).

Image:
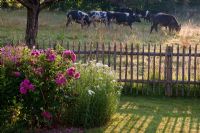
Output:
[{"xmin": 0, "ymin": 45, "xmax": 80, "ymax": 128}]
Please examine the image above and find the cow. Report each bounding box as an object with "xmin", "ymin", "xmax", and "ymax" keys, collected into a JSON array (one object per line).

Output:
[
  {"xmin": 115, "ymin": 7, "xmax": 134, "ymax": 14},
  {"xmin": 150, "ymin": 13, "xmax": 181, "ymax": 33},
  {"xmin": 135, "ymin": 9, "xmax": 153, "ymax": 22},
  {"xmin": 107, "ymin": 12, "xmax": 141, "ymax": 29},
  {"xmin": 66, "ymin": 10, "xmax": 91, "ymax": 28},
  {"xmin": 88, "ymin": 11, "xmax": 108, "ymax": 27}
]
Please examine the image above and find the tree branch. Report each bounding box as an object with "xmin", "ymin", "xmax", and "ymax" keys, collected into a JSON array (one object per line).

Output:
[
  {"xmin": 40, "ymin": 0, "xmax": 63, "ymax": 10},
  {"xmin": 16, "ymin": 0, "xmax": 33, "ymax": 9}
]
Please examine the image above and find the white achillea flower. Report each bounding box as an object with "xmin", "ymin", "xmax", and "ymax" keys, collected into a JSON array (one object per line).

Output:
[
  {"xmin": 96, "ymin": 62, "xmax": 103, "ymax": 67},
  {"xmin": 88, "ymin": 89, "xmax": 95, "ymax": 96}
]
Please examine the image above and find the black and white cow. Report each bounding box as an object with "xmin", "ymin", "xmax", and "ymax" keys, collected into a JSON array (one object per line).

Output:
[
  {"xmin": 150, "ymin": 13, "xmax": 181, "ymax": 33},
  {"xmin": 88, "ymin": 11, "xmax": 108, "ymax": 27},
  {"xmin": 107, "ymin": 12, "xmax": 141, "ymax": 29},
  {"xmin": 135, "ymin": 9, "xmax": 152, "ymax": 22},
  {"xmin": 66, "ymin": 10, "xmax": 91, "ymax": 28}
]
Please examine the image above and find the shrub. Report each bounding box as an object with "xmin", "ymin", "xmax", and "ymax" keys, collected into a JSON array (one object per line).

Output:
[
  {"xmin": 0, "ymin": 45, "xmax": 80, "ymax": 129},
  {"xmin": 63, "ymin": 61, "xmax": 121, "ymax": 128}
]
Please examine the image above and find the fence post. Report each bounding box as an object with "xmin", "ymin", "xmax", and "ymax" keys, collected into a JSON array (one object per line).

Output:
[{"xmin": 165, "ymin": 46, "xmax": 173, "ymax": 96}]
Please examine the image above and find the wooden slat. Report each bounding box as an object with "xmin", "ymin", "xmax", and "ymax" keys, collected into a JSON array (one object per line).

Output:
[
  {"xmin": 194, "ymin": 45, "xmax": 197, "ymax": 96},
  {"xmin": 188, "ymin": 45, "xmax": 191, "ymax": 96},
  {"xmin": 142, "ymin": 44, "xmax": 145, "ymax": 95},
  {"xmin": 102, "ymin": 43, "xmax": 105, "ymax": 64},
  {"xmin": 89, "ymin": 42, "xmax": 92, "ymax": 61},
  {"xmin": 182, "ymin": 46, "xmax": 185, "ymax": 96},
  {"xmin": 72, "ymin": 41, "xmax": 75, "ymax": 51},
  {"xmin": 119, "ymin": 43, "xmax": 122, "ymax": 83},
  {"xmin": 67, "ymin": 41, "xmax": 69, "ymax": 50},
  {"xmin": 108, "ymin": 43, "xmax": 111, "ymax": 67},
  {"xmin": 130, "ymin": 43, "xmax": 134, "ymax": 94},
  {"xmin": 113, "ymin": 43, "xmax": 117, "ymax": 71},
  {"xmin": 78, "ymin": 42, "xmax": 81, "ymax": 60},
  {"xmin": 176, "ymin": 45, "xmax": 179, "ymax": 96},
  {"xmin": 96, "ymin": 42, "xmax": 99, "ymax": 63},
  {"xmin": 136, "ymin": 45, "xmax": 139, "ymax": 95},
  {"xmin": 147, "ymin": 44, "xmax": 150, "ymax": 95},
  {"xmin": 125, "ymin": 43, "xmax": 128, "ymax": 84},
  {"xmin": 153, "ymin": 44, "xmax": 156, "ymax": 94},
  {"xmin": 158, "ymin": 44, "xmax": 162, "ymax": 95},
  {"xmin": 84, "ymin": 42, "xmax": 87, "ymax": 63}
]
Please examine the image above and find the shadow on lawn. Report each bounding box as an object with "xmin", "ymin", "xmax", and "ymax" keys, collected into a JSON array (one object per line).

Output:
[{"xmin": 100, "ymin": 97, "xmax": 200, "ymax": 133}]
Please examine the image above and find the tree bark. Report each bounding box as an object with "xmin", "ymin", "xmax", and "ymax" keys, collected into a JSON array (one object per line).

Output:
[{"xmin": 25, "ymin": 7, "xmax": 40, "ymax": 48}]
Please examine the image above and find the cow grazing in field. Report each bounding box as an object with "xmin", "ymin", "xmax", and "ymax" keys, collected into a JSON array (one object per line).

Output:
[
  {"xmin": 115, "ymin": 7, "xmax": 134, "ymax": 14},
  {"xmin": 88, "ymin": 11, "xmax": 108, "ymax": 27},
  {"xmin": 107, "ymin": 12, "xmax": 141, "ymax": 29},
  {"xmin": 66, "ymin": 10, "xmax": 91, "ymax": 28},
  {"xmin": 135, "ymin": 9, "xmax": 153, "ymax": 22},
  {"xmin": 150, "ymin": 13, "xmax": 181, "ymax": 33}
]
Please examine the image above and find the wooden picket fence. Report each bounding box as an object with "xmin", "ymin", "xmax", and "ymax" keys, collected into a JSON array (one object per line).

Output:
[
  {"xmin": 35, "ymin": 42, "xmax": 199, "ymax": 97},
  {"xmin": 2, "ymin": 41, "xmax": 200, "ymax": 96}
]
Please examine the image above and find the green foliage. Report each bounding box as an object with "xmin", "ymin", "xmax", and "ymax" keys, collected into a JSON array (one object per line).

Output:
[
  {"xmin": 0, "ymin": 45, "xmax": 79, "ymax": 130},
  {"xmin": 63, "ymin": 61, "xmax": 121, "ymax": 128}
]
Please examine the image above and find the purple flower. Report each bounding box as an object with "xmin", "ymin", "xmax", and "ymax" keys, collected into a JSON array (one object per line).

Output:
[
  {"xmin": 41, "ymin": 111, "xmax": 52, "ymax": 120},
  {"xmin": 66, "ymin": 67, "xmax": 76, "ymax": 77},
  {"xmin": 19, "ymin": 79, "xmax": 35, "ymax": 94},
  {"xmin": 12, "ymin": 71, "xmax": 21, "ymax": 77},
  {"xmin": 20, "ymin": 87, "xmax": 27, "ymax": 94},
  {"xmin": 46, "ymin": 49, "xmax": 56, "ymax": 62},
  {"xmin": 31, "ymin": 50, "xmax": 41, "ymax": 57},
  {"xmin": 63, "ymin": 50, "xmax": 76, "ymax": 62},
  {"xmin": 55, "ymin": 74, "xmax": 67, "ymax": 86}
]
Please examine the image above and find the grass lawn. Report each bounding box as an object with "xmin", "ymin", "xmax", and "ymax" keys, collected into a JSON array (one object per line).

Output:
[{"xmin": 87, "ymin": 96, "xmax": 200, "ymax": 133}]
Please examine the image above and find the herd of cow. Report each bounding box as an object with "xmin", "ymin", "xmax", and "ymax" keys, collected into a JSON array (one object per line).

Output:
[{"xmin": 66, "ymin": 8, "xmax": 181, "ymax": 33}]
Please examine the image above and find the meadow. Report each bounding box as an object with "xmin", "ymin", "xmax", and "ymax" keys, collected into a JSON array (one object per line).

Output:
[{"xmin": 0, "ymin": 9, "xmax": 200, "ymax": 47}]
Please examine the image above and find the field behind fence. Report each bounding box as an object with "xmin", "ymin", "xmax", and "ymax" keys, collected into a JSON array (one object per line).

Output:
[{"xmin": 2, "ymin": 41, "xmax": 200, "ymax": 97}]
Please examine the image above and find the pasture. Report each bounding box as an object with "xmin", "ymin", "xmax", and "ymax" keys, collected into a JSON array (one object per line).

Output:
[{"xmin": 0, "ymin": 9, "xmax": 200, "ymax": 47}]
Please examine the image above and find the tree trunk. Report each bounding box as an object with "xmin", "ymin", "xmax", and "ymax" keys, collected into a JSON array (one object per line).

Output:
[{"xmin": 25, "ymin": 7, "xmax": 40, "ymax": 48}]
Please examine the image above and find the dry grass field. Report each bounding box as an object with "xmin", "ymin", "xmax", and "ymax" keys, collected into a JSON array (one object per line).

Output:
[{"xmin": 0, "ymin": 9, "xmax": 200, "ymax": 47}]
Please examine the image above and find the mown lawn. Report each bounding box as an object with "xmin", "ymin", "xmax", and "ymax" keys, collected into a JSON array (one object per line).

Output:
[{"xmin": 87, "ymin": 96, "xmax": 200, "ymax": 133}]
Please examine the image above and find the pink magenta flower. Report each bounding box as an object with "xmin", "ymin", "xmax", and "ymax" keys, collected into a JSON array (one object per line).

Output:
[
  {"xmin": 12, "ymin": 71, "xmax": 21, "ymax": 77},
  {"xmin": 74, "ymin": 72, "xmax": 80, "ymax": 79},
  {"xmin": 20, "ymin": 87, "xmax": 27, "ymax": 94},
  {"xmin": 66, "ymin": 67, "xmax": 76, "ymax": 77},
  {"xmin": 55, "ymin": 74, "xmax": 67, "ymax": 86},
  {"xmin": 31, "ymin": 50, "xmax": 41, "ymax": 57},
  {"xmin": 41, "ymin": 111, "xmax": 52, "ymax": 120},
  {"xmin": 33, "ymin": 67, "xmax": 43, "ymax": 76},
  {"xmin": 19, "ymin": 79, "xmax": 35, "ymax": 94},
  {"xmin": 46, "ymin": 49, "xmax": 56, "ymax": 62},
  {"xmin": 63, "ymin": 50, "xmax": 76, "ymax": 62}
]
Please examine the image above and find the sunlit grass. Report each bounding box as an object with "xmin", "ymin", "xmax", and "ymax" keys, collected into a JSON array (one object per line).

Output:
[
  {"xmin": 86, "ymin": 96, "xmax": 200, "ymax": 133},
  {"xmin": 0, "ymin": 9, "xmax": 200, "ymax": 47}
]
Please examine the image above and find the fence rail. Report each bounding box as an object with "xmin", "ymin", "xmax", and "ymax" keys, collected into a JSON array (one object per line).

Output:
[{"xmin": 2, "ymin": 41, "xmax": 200, "ymax": 96}]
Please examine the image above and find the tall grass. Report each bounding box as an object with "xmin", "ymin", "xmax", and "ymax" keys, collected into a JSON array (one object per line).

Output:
[
  {"xmin": 0, "ymin": 9, "xmax": 200, "ymax": 47},
  {"xmin": 62, "ymin": 61, "xmax": 121, "ymax": 128}
]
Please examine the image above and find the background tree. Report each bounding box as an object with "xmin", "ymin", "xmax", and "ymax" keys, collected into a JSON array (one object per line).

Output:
[{"xmin": 15, "ymin": 0, "xmax": 62, "ymax": 48}]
